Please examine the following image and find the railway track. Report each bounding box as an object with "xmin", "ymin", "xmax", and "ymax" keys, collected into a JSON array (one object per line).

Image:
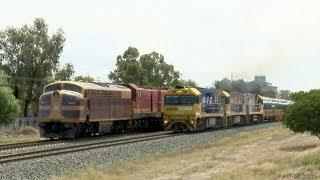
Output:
[
  {"xmin": 0, "ymin": 139, "xmax": 60, "ymax": 151},
  {"xmin": 0, "ymin": 121, "xmax": 278, "ymax": 165},
  {"xmin": 0, "ymin": 131, "xmax": 174, "ymax": 164},
  {"xmin": 0, "ymin": 132, "xmax": 160, "ymax": 151}
]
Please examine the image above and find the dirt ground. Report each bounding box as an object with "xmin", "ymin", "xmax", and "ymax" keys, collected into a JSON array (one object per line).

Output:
[
  {"xmin": 57, "ymin": 125, "xmax": 320, "ymax": 180},
  {"xmin": 0, "ymin": 126, "xmax": 41, "ymax": 144}
]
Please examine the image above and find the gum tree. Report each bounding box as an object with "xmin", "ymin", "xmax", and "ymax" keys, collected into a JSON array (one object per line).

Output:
[
  {"xmin": 0, "ymin": 18, "xmax": 65, "ymax": 116},
  {"xmin": 283, "ymin": 89, "xmax": 320, "ymax": 138}
]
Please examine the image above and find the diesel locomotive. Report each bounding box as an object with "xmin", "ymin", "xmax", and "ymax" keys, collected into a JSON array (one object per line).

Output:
[
  {"xmin": 163, "ymin": 86, "xmax": 291, "ymax": 133},
  {"xmin": 38, "ymin": 81, "xmax": 165, "ymax": 139},
  {"xmin": 38, "ymin": 80, "xmax": 293, "ymax": 137},
  {"xmin": 260, "ymin": 96, "xmax": 293, "ymax": 121}
]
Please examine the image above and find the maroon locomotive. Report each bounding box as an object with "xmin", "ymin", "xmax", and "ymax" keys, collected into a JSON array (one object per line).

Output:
[{"xmin": 38, "ymin": 81, "xmax": 165, "ymax": 139}]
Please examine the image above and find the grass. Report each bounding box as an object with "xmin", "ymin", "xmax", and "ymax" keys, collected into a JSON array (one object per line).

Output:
[
  {"xmin": 55, "ymin": 125, "xmax": 320, "ymax": 180},
  {"xmin": 0, "ymin": 126, "xmax": 42, "ymax": 144}
]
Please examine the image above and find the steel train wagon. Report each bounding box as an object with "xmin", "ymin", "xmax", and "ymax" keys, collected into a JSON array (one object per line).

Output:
[
  {"xmin": 163, "ymin": 86, "xmax": 264, "ymax": 133},
  {"xmin": 38, "ymin": 81, "xmax": 165, "ymax": 139}
]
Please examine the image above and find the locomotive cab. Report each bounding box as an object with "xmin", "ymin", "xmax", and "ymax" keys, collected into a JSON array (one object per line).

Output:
[
  {"xmin": 38, "ymin": 82, "xmax": 87, "ymax": 139},
  {"xmin": 163, "ymin": 86, "xmax": 202, "ymax": 132}
]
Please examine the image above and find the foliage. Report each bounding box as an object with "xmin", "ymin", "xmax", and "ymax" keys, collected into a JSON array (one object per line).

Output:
[
  {"xmin": 54, "ymin": 62, "xmax": 74, "ymax": 81},
  {"xmin": 0, "ymin": 76, "xmax": 21, "ymax": 124},
  {"xmin": 291, "ymin": 91, "xmax": 306, "ymax": 101},
  {"xmin": 108, "ymin": 47, "xmax": 144, "ymax": 85},
  {"xmin": 283, "ymin": 89, "xmax": 320, "ymax": 138},
  {"xmin": 179, "ymin": 79, "xmax": 197, "ymax": 87},
  {"xmin": 214, "ymin": 78, "xmax": 248, "ymax": 92},
  {"xmin": 231, "ymin": 79, "xmax": 248, "ymax": 93},
  {"xmin": 214, "ymin": 77, "xmax": 271, "ymax": 95},
  {"xmin": 214, "ymin": 78, "xmax": 231, "ymax": 91},
  {"xmin": 108, "ymin": 47, "xmax": 195, "ymax": 88},
  {"xmin": 74, "ymin": 75, "xmax": 95, "ymax": 82},
  {"xmin": 0, "ymin": 18, "xmax": 65, "ymax": 116}
]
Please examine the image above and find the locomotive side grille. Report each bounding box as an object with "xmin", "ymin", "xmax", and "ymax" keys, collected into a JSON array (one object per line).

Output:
[
  {"xmin": 89, "ymin": 90, "xmax": 122, "ymax": 98},
  {"xmin": 166, "ymin": 107, "xmax": 178, "ymax": 111},
  {"xmin": 102, "ymin": 90, "xmax": 122, "ymax": 98}
]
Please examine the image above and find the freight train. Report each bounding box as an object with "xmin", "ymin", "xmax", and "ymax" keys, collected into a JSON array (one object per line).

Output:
[
  {"xmin": 38, "ymin": 81, "xmax": 165, "ymax": 139},
  {"xmin": 163, "ymin": 86, "xmax": 293, "ymax": 133},
  {"xmin": 38, "ymin": 81, "xmax": 292, "ymax": 138}
]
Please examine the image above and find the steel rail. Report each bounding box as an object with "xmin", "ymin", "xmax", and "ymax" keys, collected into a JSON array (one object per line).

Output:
[{"xmin": 0, "ymin": 131, "xmax": 174, "ymax": 164}]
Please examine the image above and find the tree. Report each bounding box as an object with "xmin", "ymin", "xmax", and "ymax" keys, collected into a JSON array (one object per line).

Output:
[
  {"xmin": 283, "ymin": 89, "xmax": 320, "ymax": 139},
  {"xmin": 108, "ymin": 47, "xmax": 187, "ymax": 88},
  {"xmin": 214, "ymin": 78, "xmax": 231, "ymax": 91},
  {"xmin": 108, "ymin": 47, "xmax": 145, "ymax": 85},
  {"xmin": 0, "ymin": 18, "xmax": 65, "ymax": 116},
  {"xmin": 74, "ymin": 75, "xmax": 95, "ymax": 82},
  {"xmin": 55, "ymin": 62, "xmax": 74, "ymax": 81},
  {"xmin": 231, "ymin": 79, "xmax": 247, "ymax": 93},
  {"xmin": 0, "ymin": 75, "xmax": 21, "ymax": 124},
  {"xmin": 179, "ymin": 79, "xmax": 197, "ymax": 87}
]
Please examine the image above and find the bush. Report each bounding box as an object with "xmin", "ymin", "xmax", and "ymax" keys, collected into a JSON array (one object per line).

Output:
[
  {"xmin": 283, "ymin": 89, "xmax": 320, "ymax": 138},
  {"xmin": 0, "ymin": 86, "xmax": 21, "ymax": 124}
]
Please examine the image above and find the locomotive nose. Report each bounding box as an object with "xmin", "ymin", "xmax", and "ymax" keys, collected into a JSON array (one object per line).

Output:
[
  {"xmin": 53, "ymin": 90, "xmax": 60, "ymax": 97},
  {"xmin": 51, "ymin": 90, "xmax": 61, "ymax": 111}
]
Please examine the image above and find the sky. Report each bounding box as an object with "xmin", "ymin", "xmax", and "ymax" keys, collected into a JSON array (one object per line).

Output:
[{"xmin": 0, "ymin": 0, "xmax": 319, "ymax": 91}]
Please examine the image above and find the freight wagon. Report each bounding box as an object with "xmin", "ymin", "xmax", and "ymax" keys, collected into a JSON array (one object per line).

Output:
[{"xmin": 38, "ymin": 81, "xmax": 165, "ymax": 139}]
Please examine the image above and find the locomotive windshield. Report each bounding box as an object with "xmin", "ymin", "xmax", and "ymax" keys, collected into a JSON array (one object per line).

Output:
[
  {"xmin": 180, "ymin": 96, "xmax": 198, "ymax": 104},
  {"xmin": 39, "ymin": 94, "xmax": 51, "ymax": 105},
  {"xmin": 62, "ymin": 95, "xmax": 81, "ymax": 105},
  {"xmin": 165, "ymin": 95, "xmax": 198, "ymax": 105},
  {"xmin": 44, "ymin": 83, "xmax": 82, "ymax": 93},
  {"xmin": 63, "ymin": 84, "xmax": 82, "ymax": 93},
  {"xmin": 44, "ymin": 83, "xmax": 61, "ymax": 92},
  {"xmin": 165, "ymin": 96, "xmax": 179, "ymax": 104}
]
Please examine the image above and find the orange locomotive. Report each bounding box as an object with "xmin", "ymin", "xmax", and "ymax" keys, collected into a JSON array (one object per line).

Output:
[{"xmin": 38, "ymin": 81, "xmax": 165, "ymax": 139}]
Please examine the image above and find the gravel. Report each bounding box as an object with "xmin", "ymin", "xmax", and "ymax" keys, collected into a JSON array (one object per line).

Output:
[
  {"xmin": 0, "ymin": 131, "xmax": 170, "ymax": 157},
  {"xmin": 0, "ymin": 122, "xmax": 281, "ymax": 180}
]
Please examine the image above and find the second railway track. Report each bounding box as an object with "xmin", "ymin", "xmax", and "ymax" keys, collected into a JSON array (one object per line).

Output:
[{"xmin": 0, "ymin": 131, "xmax": 174, "ymax": 164}]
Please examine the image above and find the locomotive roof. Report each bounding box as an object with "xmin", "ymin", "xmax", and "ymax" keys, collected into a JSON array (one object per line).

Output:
[
  {"xmin": 166, "ymin": 87, "xmax": 201, "ymax": 96},
  {"xmin": 47, "ymin": 81, "xmax": 131, "ymax": 92},
  {"xmin": 259, "ymin": 95, "xmax": 293, "ymax": 105}
]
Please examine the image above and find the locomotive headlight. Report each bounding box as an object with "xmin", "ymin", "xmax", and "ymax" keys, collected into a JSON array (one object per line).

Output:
[{"xmin": 164, "ymin": 120, "xmax": 168, "ymax": 124}]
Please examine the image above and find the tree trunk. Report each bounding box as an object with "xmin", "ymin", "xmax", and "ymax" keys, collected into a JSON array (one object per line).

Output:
[
  {"xmin": 24, "ymin": 81, "xmax": 34, "ymax": 117},
  {"xmin": 23, "ymin": 99, "xmax": 30, "ymax": 117},
  {"xmin": 14, "ymin": 85, "xmax": 19, "ymax": 99}
]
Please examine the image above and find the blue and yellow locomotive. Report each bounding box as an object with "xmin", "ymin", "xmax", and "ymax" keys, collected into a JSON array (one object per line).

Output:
[{"xmin": 163, "ymin": 86, "xmax": 264, "ymax": 132}]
